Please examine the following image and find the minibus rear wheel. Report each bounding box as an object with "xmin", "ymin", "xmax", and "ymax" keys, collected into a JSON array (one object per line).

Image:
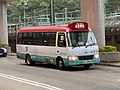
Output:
[
  {"xmin": 56, "ymin": 58, "xmax": 65, "ymax": 70},
  {"xmin": 25, "ymin": 55, "xmax": 34, "ymax": 66}
]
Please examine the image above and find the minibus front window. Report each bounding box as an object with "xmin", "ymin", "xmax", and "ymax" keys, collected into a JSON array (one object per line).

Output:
[
  {"xmin": 67, "ymin": 32, "xmax": 72, "ymax": 47},
  {"xmin": 68, "ymin": 32, "xmax": 88, "ymax": 47},
  {"xmin": 86, "ymin": 31, "xmax": 97, "ymax": 47}
]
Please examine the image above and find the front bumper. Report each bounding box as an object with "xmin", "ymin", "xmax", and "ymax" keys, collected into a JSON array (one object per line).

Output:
[
  {"xmin": 0, "ymin": 53, "xmax": 7, "ymax": 57},
  {"xmin": 64, "ymin": 58, "xmax": 100, "ymax": 66}
]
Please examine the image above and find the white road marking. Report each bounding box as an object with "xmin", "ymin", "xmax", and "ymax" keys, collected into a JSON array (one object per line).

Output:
[
  {"xmin": 0, "ymin": 73, "xmax": 63, "ymax": 90},
  {"xmin": 117, "ymin": 79, "xmax": 120, "ymax": 81}
]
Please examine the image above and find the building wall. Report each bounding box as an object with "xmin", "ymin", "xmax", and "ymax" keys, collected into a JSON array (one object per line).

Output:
[
  {"xmin": 81, "ymin": 0, "xmax": 105, "ymax": 47},
  {"xmin": 105, "ymin": 27, "xmax": 120, "ymax": 51},
  {"xmin": 0, "ymin": 1, "xmax": 8, "ymax": 45},
  {"xmin": 0, "ymin": 0, "xmax": 15, "ymax": 46},
  {"xmin": 0, "ymin": 3, "xmax": 3, "ymax": 43}
]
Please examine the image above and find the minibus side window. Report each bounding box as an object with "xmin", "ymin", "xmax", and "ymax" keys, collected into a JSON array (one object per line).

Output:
[
  {"xmin": 17, "ymin": 33, "xmax": 23, "ymax": 44},
  {"xmin": 58, "ymin": 33, "xmax": 66, "ymax": 47}
]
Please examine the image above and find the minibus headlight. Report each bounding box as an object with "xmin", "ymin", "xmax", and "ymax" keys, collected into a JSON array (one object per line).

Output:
[
  {"xmin": 69, "ymin": 56, "xmax": 78, "ymax": 61},
  {"xmin": 94, "ymin": 54, "xmax": 99, "ymax": 59}
]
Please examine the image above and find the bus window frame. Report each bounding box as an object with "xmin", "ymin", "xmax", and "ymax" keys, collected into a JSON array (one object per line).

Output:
[{"xmin": 56, "ymin": 32, "xmax": 68, "ymax": 47}]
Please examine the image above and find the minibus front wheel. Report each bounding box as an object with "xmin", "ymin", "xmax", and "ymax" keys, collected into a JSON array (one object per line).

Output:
[
  {"xmin": 56, "ymin": 58, "xmax": 65, "ymax": 70},
  {"xmin": 25, "ymin": 55, "xmax": 34, "ymax": 66}
]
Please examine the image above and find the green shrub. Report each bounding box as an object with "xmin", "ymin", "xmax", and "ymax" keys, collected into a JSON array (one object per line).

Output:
[
  {"xmin": 99, "ymin": 45, "xmax": 117, "ymax": 52},
  {"xmin": 0, "ymin": 44, "xmax": 9, "ymax": 48}
]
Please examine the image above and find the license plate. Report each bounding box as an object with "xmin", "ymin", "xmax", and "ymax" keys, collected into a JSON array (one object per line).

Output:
[{"xmin": 84, "ymin": 60, "xmax": 93, "ymax": 63}]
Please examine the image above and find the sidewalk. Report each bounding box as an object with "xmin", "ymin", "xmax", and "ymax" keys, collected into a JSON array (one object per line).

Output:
[
  {"xmin": 7, "ymin": 53, "xmax": 120, "ymax": 67},
  {"xmin": 99, "ymin": 61, "xmax": 120, "ymax": 67},
  {"xmin": 7, "ymin": 53, "xmax": 16, "ymax": 56}
]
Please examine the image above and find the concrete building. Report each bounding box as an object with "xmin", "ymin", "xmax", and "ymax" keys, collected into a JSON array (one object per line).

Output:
[
  {"xmin": 0, "ymin": 0, "xmax": 14, "ymax": 45},
  {"xmin": 81, "ymin": 0, "xmax": 105, "ymax": 47}
]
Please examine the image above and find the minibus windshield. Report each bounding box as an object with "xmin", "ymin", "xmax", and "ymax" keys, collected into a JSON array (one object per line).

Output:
[{"xmin": 67, "ymin": 31, "xmax": 97, "ymax": 47}]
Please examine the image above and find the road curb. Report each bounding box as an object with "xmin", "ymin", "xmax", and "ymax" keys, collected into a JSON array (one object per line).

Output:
[
  {"xmin": 7, "ymin": 53, "xmax": 16, "ymax": 56},
  {"xmin": 99, "ymin": 63, "xmax": 120, "ymax": 67}
]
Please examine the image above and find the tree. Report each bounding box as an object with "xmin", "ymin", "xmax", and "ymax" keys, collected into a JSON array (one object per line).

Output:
[
  {"xmin": 7, "ymin": 0, "xmax": 80, "ymax": 24},
  {"xmin": 105, "ymin": 0, "xmax": 120, "ymax": 13},
  {"xmin": 54, "ymin": 0, "xmax": 80, "ymax": 12}
]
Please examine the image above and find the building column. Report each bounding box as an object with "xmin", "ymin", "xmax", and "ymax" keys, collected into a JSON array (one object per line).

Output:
[
  {"xmin": 81, "ymin": 0, "xmax": 105, "ymax": 47},
  {"xmin": 0, "ymin": 1, "xmax": 8, "ymax": 45}
]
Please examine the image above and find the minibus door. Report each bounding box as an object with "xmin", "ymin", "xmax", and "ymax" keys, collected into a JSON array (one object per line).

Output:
[{"xmin": 56, "ymin": 32, "xmax": 67, "ymax": 57}]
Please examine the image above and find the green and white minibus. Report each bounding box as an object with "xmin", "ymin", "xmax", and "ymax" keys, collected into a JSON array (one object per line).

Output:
[{"xmin": 16, "ymin": 22, "xmax": 100, "ymax": 70}]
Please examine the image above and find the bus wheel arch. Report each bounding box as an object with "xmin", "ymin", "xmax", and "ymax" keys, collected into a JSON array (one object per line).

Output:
[
  {"xmin": 25, "ymin": 54, "xmax": 34, "ymax": 66},
  {"xmin": 56, "ymin": 56, "xmax": 65, "ymax": 70}
]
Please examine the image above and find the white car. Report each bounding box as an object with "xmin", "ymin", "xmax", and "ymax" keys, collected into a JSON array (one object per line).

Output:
[{"xmin": 0, "ymin": 47, "xmax": 7, "ymax": 57}]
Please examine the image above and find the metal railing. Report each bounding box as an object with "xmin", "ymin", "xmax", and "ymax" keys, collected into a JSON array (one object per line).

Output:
[
  {"xmin": 105, "ymin": 12, "xmax": 120, "ymax": 27},
  {"xmin": 8, "ymin": 11, "xmax": 120, "ymax": 28},
  {"xmin": 10, "ymin": 10, "xmax": 81, "ymax": 28}
]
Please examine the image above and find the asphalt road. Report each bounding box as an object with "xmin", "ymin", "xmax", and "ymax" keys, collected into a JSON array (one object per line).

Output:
[{"xmin": 0, "ymin": 56, "xmax": 120, "ymax": 90}]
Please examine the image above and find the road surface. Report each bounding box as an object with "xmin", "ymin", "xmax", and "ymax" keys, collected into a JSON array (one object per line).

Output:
[{"xmin": 0, "ymin": 56, "xmax": 120, "ymax": 90}]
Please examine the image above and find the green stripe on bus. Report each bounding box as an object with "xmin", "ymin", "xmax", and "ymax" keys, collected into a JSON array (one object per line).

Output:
[{"xmin": 17, "ymin": 53, "xmax": 100, "ymax": 66}]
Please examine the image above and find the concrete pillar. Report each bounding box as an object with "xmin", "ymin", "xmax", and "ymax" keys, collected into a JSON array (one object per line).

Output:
[
  {"xmin": 0, "ymin": 1, "xmax": 8, "ymax": 45},
  {"xmin": 81, "ymin": 0, "xmax": 105, "ymax": 47}
]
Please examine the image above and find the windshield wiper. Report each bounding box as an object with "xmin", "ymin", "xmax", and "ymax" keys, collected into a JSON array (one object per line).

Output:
[
  {"xmin": 72, "ymin": 44, "xmax": 84, "ymax": 49},
  {"xmin": 85, "ymin": 43, "xmax": 95, "ymax": 48},
  {"xmin": 72, "ymin": 44, "xmax": 77, "ymax": 49},
  {"xmin": 85, "ymin": 44, "xmax": 92, "ymax": 48}
]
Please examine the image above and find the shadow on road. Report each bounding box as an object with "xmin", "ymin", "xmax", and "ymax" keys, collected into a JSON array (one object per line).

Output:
[{"xmin": 19, "ymin": 63, "xmax": 99, "ymax": 72}]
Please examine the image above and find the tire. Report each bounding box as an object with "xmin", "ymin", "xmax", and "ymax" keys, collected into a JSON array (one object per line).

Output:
[
  {"xmin": 84, "ymin": 64, "xmax": 91, "ymax": 70},
  {"xmin": 25, "ymin": 55, "xmax": 34, "ymax": 66},
  {"xmin": 3, "ymin": 53, "xmax": 7, "ymax": 57},
  {"xmin": 56, "ymin": 59, "xmax": 65, "ymax": 70}
]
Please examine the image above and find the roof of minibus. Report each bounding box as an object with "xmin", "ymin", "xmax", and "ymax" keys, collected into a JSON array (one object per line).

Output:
[
  {"xmin": 18, "ymin": 26, "xmax": 71, "ymax": 33},
  {"xmin": 18, "ymin": 25, "xmax": 89, "ymax": 33}
]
